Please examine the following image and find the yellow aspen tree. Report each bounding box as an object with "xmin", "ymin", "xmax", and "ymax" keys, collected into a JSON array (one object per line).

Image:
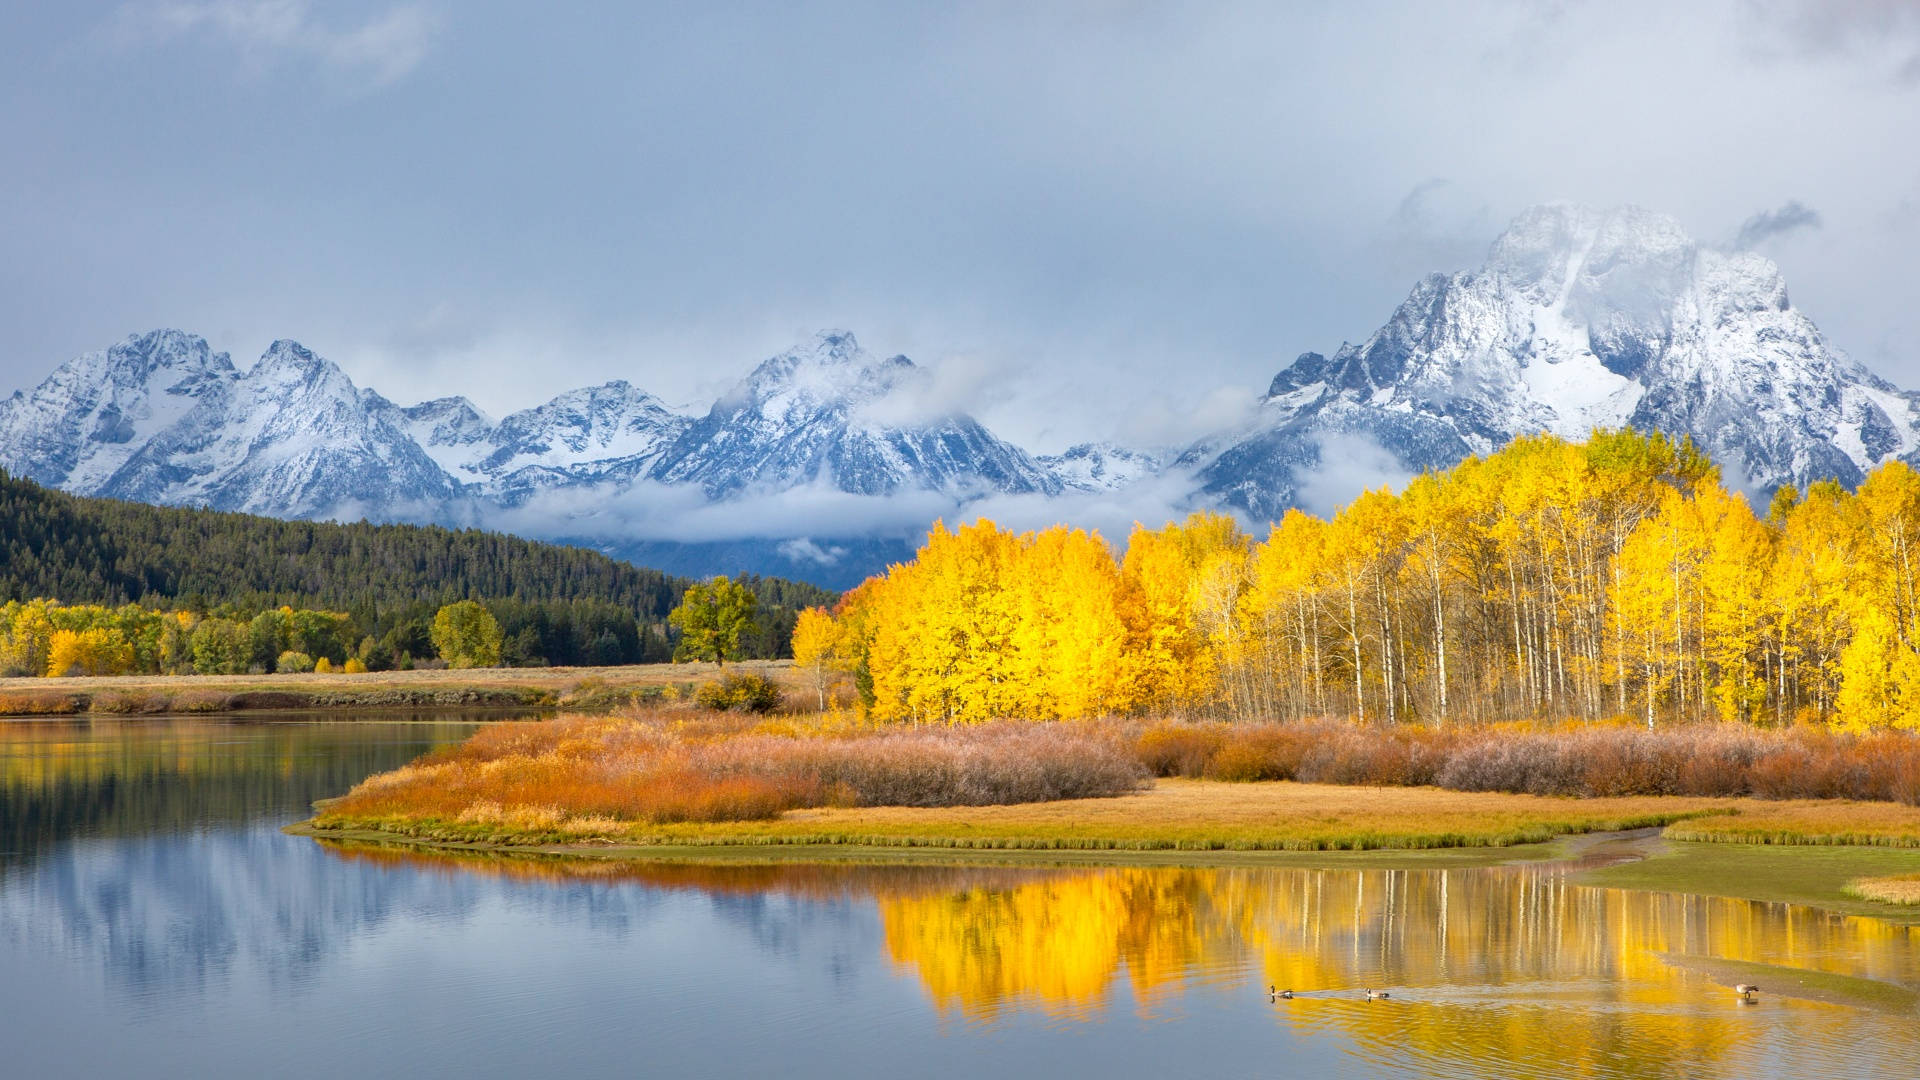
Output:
[{"xmin": 789, "ymin": 606, "xmax": 842, "ymax": 710}]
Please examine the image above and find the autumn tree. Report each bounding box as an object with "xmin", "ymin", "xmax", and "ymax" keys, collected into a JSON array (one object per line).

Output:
[
  {"xmin": 790, "ymin": 606, "xmax": 842, "ymax": 709},
  {"xmin": 431, "ymin": 601, "xmax": 504, "ymax": 669},
  {"xmin": 669, "ymin": 577, "xmax": 759, "ymax": 666}
]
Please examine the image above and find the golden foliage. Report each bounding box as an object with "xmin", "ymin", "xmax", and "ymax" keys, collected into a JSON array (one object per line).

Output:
[{"xmin": 810, "ymin": 430, "xmax": 1920, "ymax": 730}]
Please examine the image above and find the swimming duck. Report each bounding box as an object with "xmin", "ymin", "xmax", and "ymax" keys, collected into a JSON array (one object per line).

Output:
[
  {"xmin": 1364, "ymin": 989, "xmax": 1390, "ymax": 1001},
  {"xmin": 1268, "ymin": 985, "xmax": 1293, "ymax": 1000}
]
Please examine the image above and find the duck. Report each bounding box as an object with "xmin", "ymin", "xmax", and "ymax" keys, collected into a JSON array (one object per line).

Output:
[
  {"xmin": 1735, "ymin": 984, "xmax": 1760, "ymax": 1001},
  {"xmin": 1268, "ymin": 985, "xmax": 1293, "ymax": 1000},
  {"xmin": 1364, "ymin": 988, "xmax": 1390, "ymax": 1001}
]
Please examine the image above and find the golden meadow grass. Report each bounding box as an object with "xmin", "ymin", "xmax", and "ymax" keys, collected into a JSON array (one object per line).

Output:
[
  {"xmin": 1844, "ymin": 873, "xmax": 1920, "ymax": 905},
  {"xmin": 316, "ymin": 775, "xmax": 1732, "ymax": 850},
  {"xmin": 0, "ymin": 661, "xmax": 793, "ymax": 716}
]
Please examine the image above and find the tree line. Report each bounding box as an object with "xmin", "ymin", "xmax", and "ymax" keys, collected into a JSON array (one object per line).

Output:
[
  {"xmin": 795, "ymin": 429, "xmax": 1920, "ymax": 730},
  {"xmin": 0, "ymin": 468, "xmax": 834, "ymax": 668}
]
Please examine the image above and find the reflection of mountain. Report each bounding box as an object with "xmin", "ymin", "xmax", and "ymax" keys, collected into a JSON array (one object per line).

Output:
[{"xmin": 0, "ymin": 825, "xmax": 492, "ymax": 996}]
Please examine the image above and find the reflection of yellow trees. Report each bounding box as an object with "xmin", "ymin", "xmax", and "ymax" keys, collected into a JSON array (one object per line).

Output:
[
  {"xmin": 877, "ymin": 872, "xmax": 1242, "ymax": 1019},
  {"xmin": 315, "ymin": 844, "xmax": 1920, "ymax": 1077},
  {"xmin": 875, "ymin": 864, "xmax": 1920, "ymax": 1073}
]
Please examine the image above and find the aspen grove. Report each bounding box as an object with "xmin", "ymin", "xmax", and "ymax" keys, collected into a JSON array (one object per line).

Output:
[{"xmin": 799, "ymin": 430, "xmax": 1920, "ymax": 731}]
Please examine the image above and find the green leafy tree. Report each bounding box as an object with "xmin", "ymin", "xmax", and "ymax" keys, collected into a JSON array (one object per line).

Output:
[
  {"xmin": 430, "ymin": 601, "xmax": 503, "ymax": 669},
  {"xmin": 190, "ymin": 618, "xmax": 249, "ymax": 675},
  {"xmin": 669, "ymin": 577, "xmax": 760, "ymax": 666}
]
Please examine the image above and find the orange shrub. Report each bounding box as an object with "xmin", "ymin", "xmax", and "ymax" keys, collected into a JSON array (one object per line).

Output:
[{"xmin": 1134, "ymin": 724, "xmax": 1225, "ymax": 778}]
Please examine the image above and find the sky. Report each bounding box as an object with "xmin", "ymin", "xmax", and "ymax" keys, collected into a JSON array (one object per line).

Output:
[{"xmin": 4, "ymin": 0, "xmax": 1920, "ymax": 456}]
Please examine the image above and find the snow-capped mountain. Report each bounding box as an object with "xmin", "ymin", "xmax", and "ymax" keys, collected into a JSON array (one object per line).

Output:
[
  {"xmin": 0, "ymin": 329, "xmax": 1064, "ymax": 583},
  {"xmin": 1186, "ymin": 203, "xmax": 1920, "ymax": 520},
  {"xmin": 1039, "ymin": 443, "xmax": 1164, "ymax": 493},
  {"xmin": 6, "ymin": 203, "xmax": 1916, "ymax": 586},
  {"xmin": 0, "ymin": 331, "xmax": 460, "ymax": 516},
  {"xmin": 650, "ymin": 331, "xmax": 1058, "ymax": 498}
]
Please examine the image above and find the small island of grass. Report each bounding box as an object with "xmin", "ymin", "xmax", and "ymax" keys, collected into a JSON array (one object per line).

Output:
[{"xmin": 295, "ymin": 706, "xmax": 1920, "ymax": 921}]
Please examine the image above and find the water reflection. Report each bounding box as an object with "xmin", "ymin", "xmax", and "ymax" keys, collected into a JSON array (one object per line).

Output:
[
  {"xmin": 308, "ymin": 844, "xmax": 1920, "ymax": 1077},
  {"xmin": 3, "ymin": 718, "xmax": 1918, "ymax": 1080},
  {"xmin": 0, "ymin": 715, "xmax": 500, "ymax": 862}
]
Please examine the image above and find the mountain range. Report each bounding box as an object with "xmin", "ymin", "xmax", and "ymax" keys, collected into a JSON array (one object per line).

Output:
[{"xmin": 3, "ymin": 203, "xmax": 1912, "ymax": 588}]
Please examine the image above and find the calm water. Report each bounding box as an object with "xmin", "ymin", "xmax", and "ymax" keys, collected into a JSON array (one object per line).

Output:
[{"xmin": 3, "ymin": 718, "xmax": 1919, "ymax": 1079}]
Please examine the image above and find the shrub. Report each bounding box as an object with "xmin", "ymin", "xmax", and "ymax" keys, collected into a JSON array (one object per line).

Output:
[
  {"xmin": 1135, "ymin": 724, "xmax": 1225, "ymax": 778},
  {"xmin": 343, "ymin": 657, "xmax": 368, "ymax": 674},
  {"xmin": 276, "ymin": 651, "xmax": 313, "ymax": 674},
  {"xmin": 695, "ymin": 673, "xmax": 783, "ymax": 713},
  {"xmin": 1204, "ymin": 726, "xmax": 1317, "ymax": 782},
  {"xmin": 315, "ymin": 657, "xmax": 333, "ymax": 674},
  {"xmin": 321, "ymin": 713, "xmax": 1150, "ymax": 833},
  {"xmin": 704, "ymin": 723, "xmax": 1150, "ymax": 807}
]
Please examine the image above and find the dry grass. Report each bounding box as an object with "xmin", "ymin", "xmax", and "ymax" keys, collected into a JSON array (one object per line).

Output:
[
  {"xmin": 1665, "ymin": 800, "xmax": 1920, "ymax": 848},
  {"xmin": 1843, "ymin": 872, "xmax": 1920, "ymax": 905},
  {"xmin": 0, "ymin": 661, "xmax": 799, "ymax": 717},
  {"xmin": 639, "ymin": 780, "xmax": 1732, "ymax": 851},
  {"xmin": 314, "ymin": 770, "xmax": 1732, "ymax": 851}
]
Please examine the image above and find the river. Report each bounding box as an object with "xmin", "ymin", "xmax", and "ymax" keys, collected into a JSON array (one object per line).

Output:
[{"xmin": 2, "ymin": 716, "xmax": 1917, "ymax": 1078}]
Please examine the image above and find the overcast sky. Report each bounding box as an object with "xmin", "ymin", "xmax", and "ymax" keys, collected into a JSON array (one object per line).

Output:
[{"xmin": 4, "ymin": 0, "xmax": 1919, "ymax": 453}]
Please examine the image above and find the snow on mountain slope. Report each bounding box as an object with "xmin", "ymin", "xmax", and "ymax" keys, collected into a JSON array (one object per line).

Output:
[
  {"xmin": 384, "ymin": 394, "xmax": 495, "ymax": 477},
  {"xmin": 0, "ymin": 329, "xmax": 1076, "ymax": 559},
  {"xmin": 1039, "ymin": 443, "xmax": 1165, "ymax": 493},
  {"xmin": 0, "ymin": 329, "xmax": 237, "ymax": 494},
  {"xmin": 100, "ymin": 339, "xmax": 464, "ymax": 516},
  {"xmin": 1189, "ymin": 203, "xmax": 1920, "ymax": 520},
  {"xmin": 481, "ymin": 382, "xmax": 690, "ymax": 487},
  {"xmin": 649, "ymin": 330, "xmax": 1060, "ymax": 498}
]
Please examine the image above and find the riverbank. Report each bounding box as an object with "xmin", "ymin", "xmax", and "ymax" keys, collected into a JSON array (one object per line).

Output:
[
  {"xmin": 297, "ymin": 773, "xmax": 1920, "ymax": 923},
  {"xmin": 0, "ymin": 661, "xmax": 791, "ymax": 718},
  {"xmin": 292, "ymin": 797, "xmax": 1920, "ymax": 928}
]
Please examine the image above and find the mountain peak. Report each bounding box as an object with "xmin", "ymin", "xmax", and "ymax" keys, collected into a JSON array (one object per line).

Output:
[
  {"xmin": 1191, "ymin": 202, "xmax": 1917, "ymax": 520},
  {"xmin": 105, "ymin": 328, "xmax": 233, "ymax": 381}
]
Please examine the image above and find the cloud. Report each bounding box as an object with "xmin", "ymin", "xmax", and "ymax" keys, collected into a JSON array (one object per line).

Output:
[
  {"xmin": 411, "ymin": 457, "xmax": 1216, "ymax": 564},
  {"xmin": 108, "ymin": 0, "xmax": 441, "ymax": 86},
  {"xmin": 1384, "ymin": 179, "xmax": 1495, "ymax": 276},
  {"xmin": 1744, "ymin": 0, "xmax": 1920, "ymax": 85},
  {"xmin": 1732, "ymin": 199, "xmax": 1823, "ymax": 249},
  {"xmin": 852, "ymin": 349, "xmax": 1019, "ymax": 430},
  {"xmin": 775, "ymin": 537, "xmax": 848, "ymax": 567},
  {"xmin": 1111, "ymin": 384, "xmax": 1261, "ymax": 453},
  {"xmin": 1294, "ymin": 433, "xmax": 1415, "ymax": 518},
  {"xmin": 483, "ymin": 478, "xmax": 957, "ymax": 547}
]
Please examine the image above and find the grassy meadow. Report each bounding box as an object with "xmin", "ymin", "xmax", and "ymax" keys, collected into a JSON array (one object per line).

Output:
[{"xmin": 0, "ymin": 661, "xmax": 791, "ymax": 717}]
